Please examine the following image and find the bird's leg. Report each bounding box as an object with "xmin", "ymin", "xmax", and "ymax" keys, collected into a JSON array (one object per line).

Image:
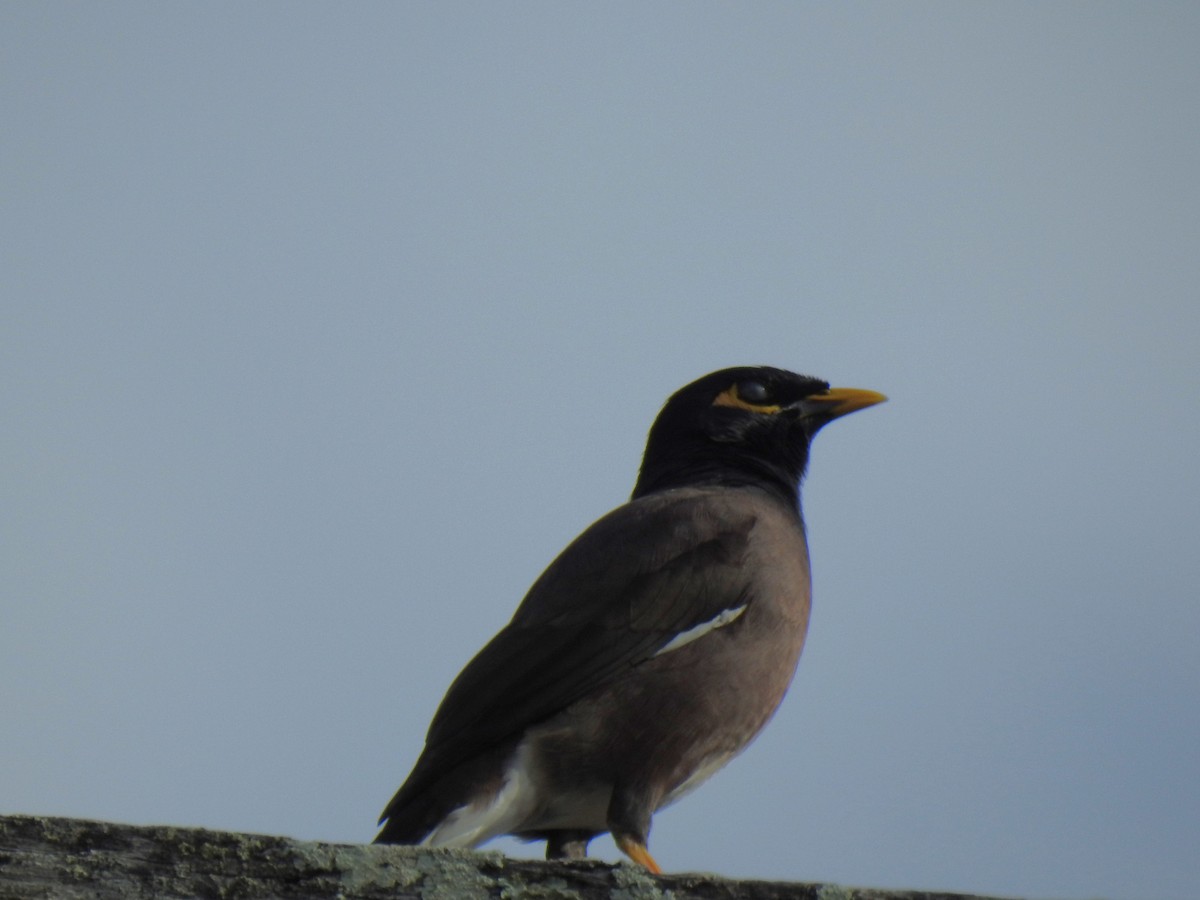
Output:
[
  {"xmin": 609, "ymin": 786, "xmax": 662, "ymax": 874},
  {"xmin": 545, "ymin": 830, "xmax": 594, "ymax": 860}
]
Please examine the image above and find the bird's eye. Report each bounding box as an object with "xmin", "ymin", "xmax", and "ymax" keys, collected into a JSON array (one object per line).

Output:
[{"xmin": 737, "ymin": 380, "xmax": 770, "ymax": 404}]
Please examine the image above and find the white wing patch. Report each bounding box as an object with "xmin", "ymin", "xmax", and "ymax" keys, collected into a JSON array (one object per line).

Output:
[{"xmin": 653, "ymin": 604, "xmax": 748, "ymax": 657}]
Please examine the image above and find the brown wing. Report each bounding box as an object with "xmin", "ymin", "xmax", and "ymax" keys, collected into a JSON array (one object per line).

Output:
[{"xmin": 378, "ymin": 487, "xmax": 766, "ymax": 830}]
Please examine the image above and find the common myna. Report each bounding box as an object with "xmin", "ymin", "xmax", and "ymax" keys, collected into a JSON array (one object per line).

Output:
[{"xmin": 375, "ymin": 366, "xmax": 885, "ymax": 872}]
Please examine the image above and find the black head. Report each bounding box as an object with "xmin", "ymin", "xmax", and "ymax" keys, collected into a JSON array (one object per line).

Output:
[{"xmin": 632, "ymin": 366, "xmax": 885, "ymax": 505}]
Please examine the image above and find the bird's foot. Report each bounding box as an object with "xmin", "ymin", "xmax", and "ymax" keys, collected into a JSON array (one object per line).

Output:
[
  {"xmin": 545, "ymin": 830, "xmax": 593, "ymax": 860},
  {"xmin": 613, "ymin": 834, "xmax": 662, "ymax": 874}
]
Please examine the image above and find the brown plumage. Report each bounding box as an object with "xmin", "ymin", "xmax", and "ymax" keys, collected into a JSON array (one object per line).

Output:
[{"xmin": 374, "ymin": 366, "xmax": 885, "ymax": 872}]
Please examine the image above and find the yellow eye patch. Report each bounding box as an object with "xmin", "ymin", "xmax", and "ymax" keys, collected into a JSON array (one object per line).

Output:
[{"xmin": 712, "ymin": 384, "xmax": 782, "ymax": 414}]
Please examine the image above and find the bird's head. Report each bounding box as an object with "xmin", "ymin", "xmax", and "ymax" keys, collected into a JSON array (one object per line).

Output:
[{"xmin": 632, "ymin": 366, "xmax": 886, "ymax": 505}]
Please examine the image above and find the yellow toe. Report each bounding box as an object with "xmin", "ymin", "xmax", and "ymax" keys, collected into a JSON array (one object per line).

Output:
[{"xmin": 614, "ymin": 835, "xmax": 662, "ymax": 874}]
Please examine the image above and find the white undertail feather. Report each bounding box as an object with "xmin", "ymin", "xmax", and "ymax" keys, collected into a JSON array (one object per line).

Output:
[{"xmin": 422, "ymin": 743, "xmax": 539, "ymax": 848}]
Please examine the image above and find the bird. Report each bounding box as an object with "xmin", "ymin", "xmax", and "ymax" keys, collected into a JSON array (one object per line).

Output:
[{"xmin": 374, "ymin": 366, "xmax": 885, "ymax": 873}]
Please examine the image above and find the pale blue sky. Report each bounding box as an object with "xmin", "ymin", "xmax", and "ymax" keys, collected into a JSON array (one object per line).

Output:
[{"xmin": 3, "ymin": 5, "xmax": 1198, "ymax": 899}]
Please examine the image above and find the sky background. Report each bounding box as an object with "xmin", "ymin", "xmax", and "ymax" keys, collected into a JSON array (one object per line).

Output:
[{"xmin": 3, "ymin": 5, "xmax": 1198, "ymax": 900}]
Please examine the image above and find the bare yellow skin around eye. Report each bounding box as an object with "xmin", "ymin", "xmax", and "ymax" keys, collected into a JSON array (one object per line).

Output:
[{"xmin": 711, "ymin": 384, "xmax": 782, "ymax": 415}]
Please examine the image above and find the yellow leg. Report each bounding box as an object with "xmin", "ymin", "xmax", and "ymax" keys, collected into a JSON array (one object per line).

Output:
[{"xmin": 614, "ymin": 834, "xmax": 662, "ymax": 874}]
